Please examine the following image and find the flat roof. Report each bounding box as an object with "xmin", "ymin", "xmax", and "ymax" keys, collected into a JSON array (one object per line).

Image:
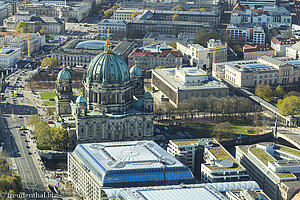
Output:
[
  {"xmin": 72, "ymin": 141, "xmax": 194, "ymax": 186},
  {"xmin": 238, "ymin": 143, "xmax": 299, "ymax": 180},
  {"xmin": 153, "ymin": 68, "xmax": 228, "ymax": 91},
  {"xmin": 206, "ymin": 142, "xmax": 243, "ymax": 171},
  {"xmin": 172, "ymin": 139, "xmax": 199, "ymax": 147},
  {"xmin": 139, "ymin": 186, "xmax": 225, "ymax": 200}
]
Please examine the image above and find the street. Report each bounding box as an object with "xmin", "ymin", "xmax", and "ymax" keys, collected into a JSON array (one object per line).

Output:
[{"xmin": 0, "ymin": 69, "xmax": 48, "ymax": 197}]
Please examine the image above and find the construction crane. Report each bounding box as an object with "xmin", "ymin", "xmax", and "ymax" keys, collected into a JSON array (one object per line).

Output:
[{"xmin": 27, "ymin": 32, "xmax": 30, "ymax": 58}]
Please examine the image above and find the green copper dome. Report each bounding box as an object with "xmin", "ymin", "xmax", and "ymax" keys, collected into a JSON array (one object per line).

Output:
[
  {"xmin": 57, "ymin": 68, "xmax": 71, "ymax": 80},
  {"xmin": 130, "ymin": 64, "xmax": 143, "ymax": 77},
  {"xmin": 76, "ymin": 95, "xmax": 87, "ymax": 104},
  {"xmin": 86, "ymin": 52, "xmax": 130, "ymax": 84}
]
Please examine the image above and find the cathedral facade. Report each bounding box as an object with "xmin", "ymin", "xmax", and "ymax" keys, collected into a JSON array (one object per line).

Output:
[{"xmin": 55, "ymin": 39, "xmax": 154, "ymax": 148}]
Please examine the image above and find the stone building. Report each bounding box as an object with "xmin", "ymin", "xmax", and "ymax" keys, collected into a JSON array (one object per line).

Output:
[
  {"xmin": 55, "ymin": 36, "xmax": 154, "ymax": 147},
  {"xmin": 152, "ymin": 67, "xmax": 229, "ymax": 107}
]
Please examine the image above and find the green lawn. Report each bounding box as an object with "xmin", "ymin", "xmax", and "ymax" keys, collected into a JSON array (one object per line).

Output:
[
  {"xmin": 43, "ymin": 101, "xmax": 56, "ymax": 106},
  {"xmin": 46, "ymin": 107, "xmax": 56, "ymax": 115},
  {"xmin": 185, "ymin": 123, "xmax": 263, "ymax": 138},
  {"xmin": 40, "ymin": 92, "xmax": 56, "ymax": 100}
]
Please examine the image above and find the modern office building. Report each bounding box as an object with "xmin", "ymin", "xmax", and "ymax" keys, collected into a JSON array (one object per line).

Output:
[
  {"xmin": 167, "ymin": 139, "xmax": 213, "ymax": 179},
  {"xmin": 56, "ymin": 37, "xmax": 154, "ymax": 146},
  {"xmin": 235, "ymin": 143, "xmax": 300, "ymax": 200},
  {"xmin": 239, "ymin": 0, "xmax": 276, "ymax": 7},
  {"xmin": 243, "ymin": 44, "xmax": 275, "ymax": 60},
  {"xmin": 220, "ymin": 56, "xmax": 300, "ymax": 87},
  {"xmin": 152, "ymin": 67, "xmax": 229, "ymax": 107},
  {"xmin": 201, "ymin": 139, "xmax": 249, "ymax": 183},
  {"xmin": 177, "ymin": 39, "xmax": 227, "ymax": 70},
  {"xmin": 226, "ymin": 24, "xmax": 266, "ymax": 45},
  {"xmin": 101, "ymin": 181, "xmax": 262, "ymax": 199},
  {"xmin": 128, "ymin": 43, "xmax": 183, "ymax": 70},
  {"xmin": 68, "ymin": 141, "xmax": 196, "ymax": 200},
  {"xmin": 0, "ymin": 48, "xmax": 21, "ymax": 67}
]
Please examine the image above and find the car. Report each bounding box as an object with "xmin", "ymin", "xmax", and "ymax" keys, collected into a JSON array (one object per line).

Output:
[
  {"xmin": 20, "ymin": 133, "xmax": 24, "ymax": 136},
  {"xmin": 25, "ymin": 140, "xmax": 29, "ymax": 142},
  {"xmin": 28, "ymin": 152, "xmax": 32, "ymax": 155},
  {"xmin": 26, "ymin": 146, "xmax": 30, "ymax": 148},
  {"xmin": 22, "ymin": 130, "xmax": 26, "ymax": 134},
  {"xmin": 18, "ymin": 115, "xmax": 23, "ymax": 118}
]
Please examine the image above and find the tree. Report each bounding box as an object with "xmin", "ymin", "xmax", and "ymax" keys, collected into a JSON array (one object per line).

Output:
[
  {"xmin": 255, "ymin": 84, "xmax": 273, "ymax": 102},
  {"xmin": 194, "ymin": 29, "xmax": 221, "ymax": 47},
  {"xmin": 284, "ymin": 91, "xmax": 300, "ymax": 98},
  {"xmin": 278, "ymin": 96, "xmax": 300, "ymax": 115},
  {"xmin": 155, "ymin": 65, "xmax": 166, "ymax": 69},
  {"xmin": 15, "ymin": 21, "xmax": 29, "ymax": 33},
  {"xmin": 190, "ymin": 8, "xmax": 209, "ymax": 11},
  {"xmin": 275, "ymin": 85, "xmax": 285, "ymax": 99},
  {"xmin": 169, "ymin": 41, "xmax": 177, "ymax": 48},
  {"xmin": 0, "ymin": 27, "xmax": 6, "ymax": 32},
  {"xmin": 172, "ymin": 13, "xmax": 181, "ymax": 21},
  {"xmin": 28, "ymin": 115, "xmax": 41, "ymax": 126},
  {"xmin": 39, "ymin": 26, "xmax": 50, "ymax": 42},
  {"xmin": 131, "ymin": 11, "xmax": 141, "ymax": 19},
  {"xmin": 171, "ymin": 5, "xmax": 185, "ymax": 11},
  {"xmin": 41, "ymin": 57, "xmax": 59, "ymax": 69},
  {"xmin": 104, "ymin": 8, "xmax": 114, "ymax": 16}
]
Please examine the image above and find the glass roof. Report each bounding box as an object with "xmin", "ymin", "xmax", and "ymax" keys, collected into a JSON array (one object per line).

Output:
[
  {"xmin": 72, "ymin": 141, "xmax": 195, "ymax": 187},
  {"xmin": 75, "ymin": 40, "xmax": 106, "ymax": 50}
]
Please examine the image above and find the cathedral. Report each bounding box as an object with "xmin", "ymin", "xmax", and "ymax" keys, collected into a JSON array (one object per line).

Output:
[{"xmin": 55, "ymin": 36, "xmax": 154, "ymax": 148}]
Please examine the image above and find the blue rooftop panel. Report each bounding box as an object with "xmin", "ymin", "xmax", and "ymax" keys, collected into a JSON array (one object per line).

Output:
[
  {"xmin": 286, "ymin": 60, "xmax": 300, "ymax": 65},
  {"xmin": 246, "ymin": 64, "xmax": 268, "ymax": 68},
  {"xmin": 72, "ymin": 141, "xmax": 195, "ymax": 187}
]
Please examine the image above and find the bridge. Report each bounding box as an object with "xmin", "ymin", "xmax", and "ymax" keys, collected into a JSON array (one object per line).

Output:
[{"xmin": 276, "ymin": 127, "xmax": 300, "ymax": 150}]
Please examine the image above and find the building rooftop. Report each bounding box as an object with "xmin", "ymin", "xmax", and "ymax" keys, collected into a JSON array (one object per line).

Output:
[
  {"xmin": 172, "ymin": 139, "xmax": 199, "ymax": 147},
  {"xmin": 103, "ymin": 181, "xmax": 260, "ymax": 199},
  {"xmin": 238, "ymin": 143, "xmax": 300, "ymax": 181},
  {"xmin": 153, "ymin": 67, "xmax": 228, "ymax": 91},
  {"xmin": 72, "ymin": 141, "xmax": 195, "ymax": 187},
  {"xmin": 205, "ymin": 141, "xmax": 243, "ymax": 171}
]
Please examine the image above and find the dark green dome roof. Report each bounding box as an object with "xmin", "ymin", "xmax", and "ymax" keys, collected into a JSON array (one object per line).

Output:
[
  {"xmin": 86, "ymin": 52, "xmax": 130, "ymax": 84},
  {"xmin": 76, "ymin": 95, "xmax": 87, "ymax": 104},
  {"xmin": 130, "ymin": 64, "xmax": 143, "ymax": 77},
  {"xmin": 57, "ymin": 68, "xmax": 71, "ymax": 80}
]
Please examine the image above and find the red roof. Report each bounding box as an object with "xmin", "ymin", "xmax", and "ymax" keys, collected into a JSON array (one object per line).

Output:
[
  {"xmin": 272, "ymin": 37, "xmax": 300, "ymax": 45},
  {"xmin": 243, "ymin": 44, "xmax": 274, "ymax": 52}
]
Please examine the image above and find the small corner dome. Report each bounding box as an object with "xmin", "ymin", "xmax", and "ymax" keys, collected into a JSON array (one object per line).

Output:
[
  {"xmin": 144, "ymin": 91, "xmax": 153, "ymax": 99},
  {"xmin": 76, "ymin": 95, "xmax": 87, "ymax": 104},
  {"xmin": 130, "ymin": 64, "xmax": 143, "ymax": 77},
  {"xmin": 57, "ymin": 68, "xmax": 71, "ymax": 80}
]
